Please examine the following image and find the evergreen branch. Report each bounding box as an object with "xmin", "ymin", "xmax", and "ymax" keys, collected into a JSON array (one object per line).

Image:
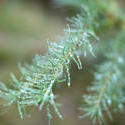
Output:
[
  {"xmin": 95, "ymin": 71, "xmax": 112, "ymax": 109},
  {"xmin": 80, "ymin": 30, "xmax": 125, "ymax": 124},
  {"xmin": 0, "ymin": 0, "xmax": 125, "ymax": 124},
  {"xmin": 39, "ymin": 31, "xmax": 85, "ymax": 110},
  {"xmin": 0, "ymin": 7, "xmax": 97, "ymax": 122}
]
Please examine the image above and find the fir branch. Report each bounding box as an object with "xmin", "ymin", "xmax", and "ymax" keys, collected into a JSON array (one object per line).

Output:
[
  {"xmin": 80, "ymin": 30, "xmax": 125, "ymax": 124},
  {"xmin": 0, "ymin": 7, "xmax": 97, "ymax": 122},
  {"xmin": 0, "ymin": 0, "xmax": 125, "ymax": 124},
  {"xmin": 39, "ymin": 31, "xmax": 85, "ymax": 110},
  {"xmin": 95, "ymin": 70, "xmax": 112, "ymax": 109}
]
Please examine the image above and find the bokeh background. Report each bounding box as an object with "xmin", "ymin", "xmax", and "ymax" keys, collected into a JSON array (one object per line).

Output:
[{"xmin": 0, "ymin": 0, "xmax": 125, "ymax": 125}]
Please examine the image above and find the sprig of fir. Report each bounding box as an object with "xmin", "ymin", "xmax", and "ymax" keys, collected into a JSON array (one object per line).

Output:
[
  {"xmin": 0, "ymin": 7, "xmax": 97, "ymax": 123},
  {"xmin": 80, "ymin": 30, "xmax": 125, "ymax": 124}
]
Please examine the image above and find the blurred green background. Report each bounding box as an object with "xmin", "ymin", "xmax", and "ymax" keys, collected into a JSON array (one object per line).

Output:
[{"xmin": 0, "ymin": 0, "xmax": 125, "ymax": 125}]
